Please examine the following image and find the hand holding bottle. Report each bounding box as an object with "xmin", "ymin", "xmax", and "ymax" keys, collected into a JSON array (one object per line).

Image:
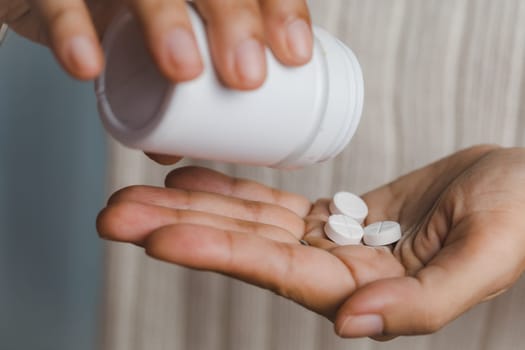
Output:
[{"xmin": 2, "ymin": 0, "xmax": 313, "ymax": 88}]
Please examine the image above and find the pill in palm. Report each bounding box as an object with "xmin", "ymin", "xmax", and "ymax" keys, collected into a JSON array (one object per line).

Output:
[
  {"xmin": 363, "ymin": 221, "xmax": 402, "ymax": 246},
  {"xmin": 329, "ymin": 192, "xmax": 368, "ymax": 224},
  {"xmin": 324, "ymin": 215, "xmax": 364, "ymax": 245}
]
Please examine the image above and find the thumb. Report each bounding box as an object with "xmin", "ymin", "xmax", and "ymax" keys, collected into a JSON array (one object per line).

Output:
[{"xmin": 334, "ymin": 216, "xmax": 521, "ymax": 338}]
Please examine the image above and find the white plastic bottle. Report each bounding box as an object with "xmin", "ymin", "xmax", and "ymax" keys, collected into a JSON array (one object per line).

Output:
[{"xmin": 95, "ymin": 5, "xmax": 364, "ymax": 168}]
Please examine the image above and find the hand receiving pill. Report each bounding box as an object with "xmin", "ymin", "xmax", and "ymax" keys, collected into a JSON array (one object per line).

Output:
[{"xmin": 98, "ymin": 145, "xmax": 525, "ymax": 340}]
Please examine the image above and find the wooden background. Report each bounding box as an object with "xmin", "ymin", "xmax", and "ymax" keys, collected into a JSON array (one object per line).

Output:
[{"xmin": 100, "ymin": 1, "xmax": 525, "ymax": 349}]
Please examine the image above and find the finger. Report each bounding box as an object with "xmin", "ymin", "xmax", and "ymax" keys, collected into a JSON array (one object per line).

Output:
[
  {"xmin": 145, "ymin": 223, "xmax": 355, "ymax": 318},
  {"xmin": 129, "ymin": 0, "xmax": 203, "ymax": 82},
  {"xmin": 304, "ymin": 199, "xmax": 330, "ymax": 237},
  {"xmin": 97, "ymin": 201, "xmax": 299, "ymax": 244},
  {"xmin": 29, "ymin": 0, "xmax": 103, "ymax": 79},
  {"xmin": 194, "ymin": 0, "xmax": 267, "ymax": 89},
  {"xmin": 259, "ymin": 0, "xmax": 313, "ymax": 65},
  {"xmin": 330, "ymin": 246, "xmax": 404, "ymax": 291},
  {"xmin": 301, "ymin": 199, "xmax": 336, "ymax": 249},
  {"xmin": 144, "ymin": 153, "xmax": 182, "ymax": 165},
  {"xmin": 334, "ymin": 215, "xmax": 521, "ymax": 338},
  {"xmin": 165, "ymin": 166, "xmax": 312, "ymax": 217},
  {"xmin": 107, "ymin": 185, "xmax": 306, "ymax": 238},
  {"xmin": 2, "ymin": 3, "xmax": 42, "ymax": 44}
]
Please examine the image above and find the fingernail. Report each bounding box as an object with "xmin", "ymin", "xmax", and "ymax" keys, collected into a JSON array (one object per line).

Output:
[
  {"xmin": 67, "ymin": 36, "xmax": 99, "ymax": 74},
  {"xmin": 234, "ymin": 38, "xmax": 265, "ymax": 85},
  {"xmin": 286, "ymin": 19, "xmax": 313, "ymax": 62},
  {"xmin": 337, "ymin": 314, "xmax": 384, "ymax": 337},
  {"xmin": 164, "ymin": 28, "xmax": 201, "ymax": 69}
]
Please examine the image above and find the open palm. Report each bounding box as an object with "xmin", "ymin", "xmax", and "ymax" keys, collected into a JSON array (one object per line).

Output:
[{"xmin": 97, "ymin": 145, "xmax": 525, "ymax": 338}]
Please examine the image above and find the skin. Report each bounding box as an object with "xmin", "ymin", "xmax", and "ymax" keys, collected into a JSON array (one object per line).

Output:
[
  {"xmin": 1, "ymin": 0, "xmax": 312, "ymax": 85},
  {"xmin": 1, "ymin": 0, "xmax": 313, "ymax": 163},
  {"xmin": 97, "ymin": 145, "xmax": 525, "ymax": 339}
]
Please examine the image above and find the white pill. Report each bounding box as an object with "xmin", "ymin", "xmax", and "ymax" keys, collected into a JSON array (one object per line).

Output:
[
  {"xmin": 329, "ymin": 192, "xmax": 368, "ymax": 224},
  {"xmin": 324, "ymin": 215, "xmax": 364, "ymax": 245},
  {"xmin": 363, "ymin": 221, "xmax": 402, "ymax": 246}
]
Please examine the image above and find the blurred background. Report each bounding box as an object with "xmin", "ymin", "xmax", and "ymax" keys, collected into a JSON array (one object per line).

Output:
[{"xmin": 0, "ymin": 33, "xmax": 106, "ymax": 350}]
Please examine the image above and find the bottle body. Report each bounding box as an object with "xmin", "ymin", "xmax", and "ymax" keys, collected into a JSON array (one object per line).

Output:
[{"xmin": 96, "ymin": 6, "xmax": 364, "ymax": 168}]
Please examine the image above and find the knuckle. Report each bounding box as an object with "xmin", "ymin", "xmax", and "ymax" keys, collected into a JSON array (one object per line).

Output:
[
  {"xmin": 133, "ymin": 0, "xmax": 189, "ymax": 26},
  {"xmin": 262, "ymin": 0, "xmax": 310, "ymax": 23},
  {"xmin": 45, "ymin": 4, "xmax": 84, "ymax": 28},
  {"xmin": 266, "ymin": 7, "xmax": 308, "ymax": 25},
  {"xmin": 231, "ymin": 1, "xmax": 261, "ymax": 17},
  {"xmin": 47, "ymin": 7, "xmax": 70, "ymax": 27},
  {"xmin": 198, "ymin": 0, "xmax": 262, "ymax": 22}
]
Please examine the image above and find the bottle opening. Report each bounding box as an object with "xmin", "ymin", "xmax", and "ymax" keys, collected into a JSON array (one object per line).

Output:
[{"xmin": 103, "ymin": 15, "xmax": 170, "ymax": 131}]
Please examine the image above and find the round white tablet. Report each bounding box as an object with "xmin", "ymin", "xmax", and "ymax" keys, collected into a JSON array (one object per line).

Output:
[
  {"xmin": 363, "ymin": 221, "xmax": 402, "ymax": 246},
  {"xmin": 324, "ymin": 215, "xmax": 364, "ymax": 245},
  {"xmin": 329, "ymin": 192, "xmax": 368, "ymax": 224}
]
